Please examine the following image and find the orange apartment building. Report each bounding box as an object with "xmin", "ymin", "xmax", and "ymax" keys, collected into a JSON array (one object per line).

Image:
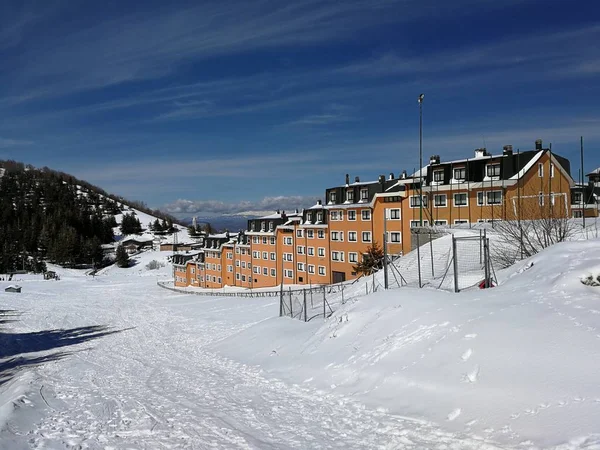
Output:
[{"xmin": 174, "ymin": 139, "xmax": 579, "ymax": 289}]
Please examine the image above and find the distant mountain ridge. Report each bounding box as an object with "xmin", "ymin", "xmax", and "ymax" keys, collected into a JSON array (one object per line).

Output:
[{"xmin": 179, "ymin": 215, "xmax": 254, "ymax": 233}]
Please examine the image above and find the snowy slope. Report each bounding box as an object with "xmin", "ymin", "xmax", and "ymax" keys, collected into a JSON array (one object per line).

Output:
[
  {"xmin": 214, "ymin": 239, "xmax": 600, "ymax": 448},
  {"xmin": 2, "ymin": 240, "xmax": 600, "ymax": 448}
]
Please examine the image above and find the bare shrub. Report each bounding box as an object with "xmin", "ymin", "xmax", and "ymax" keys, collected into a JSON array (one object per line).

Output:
[{"xmin": 145, "ymin": 260, "xmax": 165, "ymax": 270}]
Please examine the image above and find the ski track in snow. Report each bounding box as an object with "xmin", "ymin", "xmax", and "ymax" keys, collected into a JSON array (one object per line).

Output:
[{"xmin": 1, "ymin": 275, "xmax": 505, "ymax": 450}]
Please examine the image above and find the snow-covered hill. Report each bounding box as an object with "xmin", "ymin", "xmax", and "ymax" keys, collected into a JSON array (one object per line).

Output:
[{"xmin": 2, "ymin": 239, "xmax": 600, "ymax": 448}]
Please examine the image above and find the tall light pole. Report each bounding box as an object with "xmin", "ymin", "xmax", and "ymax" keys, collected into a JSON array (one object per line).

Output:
[{"xmin": 418, "ymin": 93, "xmax": 424, "ymax": 226}]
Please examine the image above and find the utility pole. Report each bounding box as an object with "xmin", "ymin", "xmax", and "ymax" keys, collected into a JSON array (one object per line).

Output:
[
  {"xmin": 418, "ymin": 93, "xmax": 424, "ymax": 226},
  {"xmin": 581, "ymin": 136, "xmax": 585, "ymax": 229}
]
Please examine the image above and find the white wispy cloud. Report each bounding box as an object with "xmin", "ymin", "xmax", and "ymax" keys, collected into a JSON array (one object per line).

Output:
[
  {"xmin": 162, "ymin": 195, "xmax": 321, "ymax": 216},
  {"xmin": 0, "ymin": 137, "xmax": 33, "ymax": 148}
]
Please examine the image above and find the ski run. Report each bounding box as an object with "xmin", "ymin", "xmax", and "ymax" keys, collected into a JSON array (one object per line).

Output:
[{"xmin": 2, "ymin": 235, "xmax": 600, "ymax": 449}]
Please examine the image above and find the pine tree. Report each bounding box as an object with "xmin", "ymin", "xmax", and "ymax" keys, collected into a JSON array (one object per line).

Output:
[
  {"xmin": 115, "ymin": 244, "xmax": 130, "ymax": 268},
  {"xmin": 353, "ymin": 242, "xmax": 384, "ymax": 276}
]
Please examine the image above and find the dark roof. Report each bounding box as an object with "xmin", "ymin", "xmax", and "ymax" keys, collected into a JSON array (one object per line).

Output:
[{"xmin": 325, "ymin": 176, "xmax": 404, "ymax": 206}]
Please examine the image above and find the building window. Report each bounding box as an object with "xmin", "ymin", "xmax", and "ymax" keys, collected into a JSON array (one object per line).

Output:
[
  {"xmin": 330, "ymin": 211, "xmax": 339, "ymax": 221},
  {"xmin": 218, "ymin": 277, "xmax": 221, "ymax": 284},
  {"xmin": 349, "ymin": 252, "xmax": 358, "ymax": 263},
  {"xmin": 573, "ymin": 210, "xmax": 583, "ymax": 218},
  {"xmin": 454, "ymin": 167, "xmax": 466, "ymax": 180},
  {"xmin": 453, "ymin": 193, "xmax": 468, "ymax": 207},
  {"xmin": 539, "ymin": 192, "xmax": 544, "ymax": 206},
  {"xmin": 318, "ymin": 247, "xmax": 325, "ymax": 257},
  {"xmin": 346, "ymin": 190, "xmax": 354, "ymax": 202},
  {"xmin": 306, "ymin": 213, "xmax": 312, "ymax": 223},
  {"xmin": 242, "ymin": 275, "xmax": 246, "ymax": 282},
  {"xmin": 348, "ymin": 210, "xmax": 356, "ymax": 221},
  {"xmin": 360, "ymin": 189, "xmax": 369, "ymax": 201},
  {"xmin": 348, "ymin": 231, "xmax": 357, "ymax": 242},
  {"xmin": 433, "ymin": 194, "xmax": 446, "ymax": 207},
  {"xmin": 550, "ymin": 163, "xmax": 555, "ymax": 178},
  {"xmin": 250, "ymin": 222, "xmax": 255, "ymax": 231},
  {"xmin": 318, "ymin": 230, "xmax": 325, "ymax": 239},
  {"xmin": 262, "ymin": 237, "xmax": 267, "ymax": 244},
  {"xmin": 477, "ymin": 192, "xmax": 484, "ymax": 206},
  {"xmin": 362, "ymin": 231, "xmax": 372, "ymax": 242},
  {"xmin": 331, "ymin": 231, "xmax": 343, "ymax": 241},
  {"xmin": 307, "ymin": 247, "xmax": 314, "ymax": 256},
  {"xmin": 486, "ymin": 164, "xmax": 500, "ymax": 177},
  {"xmin": 268, "ymin": 221, "xmax": 274, "ymax": 231},
  {"xmin": 573, "ymin": 192, "xmax": 583, "ymax": 203},
  {"xmin": 316, "ymin": 212, "xmax": 323, "ymax": 222},
  {"xmin": 331, "ymin": 251, "xmax": 340, "ymax": 261},
  {"xmin": 296, "ymin": 229, "xmax": 303, "ymax": 238},
  {"xmin": 236, "ymin": 260, "xmax": 240, "ymax": 267},
  {"xmin": 285, "ymin": 269, "xmax": 293, "ymax": 278},
  {"xmin": 318, "ymin": 266, "xmax": 326, "ymax": 276},
  {"xmin": 308, "ymin": 264, "xmax": 315, "ymax": 274},
  {"xmin": 388, "ymin": 208, "xmax": 401, "ymax": 219},
  {"xmin": 241, "ymin": 261, "xmax": 246, "ymax": 268},
  {"xmin": 284, "ymin": 237, "xmax": 293, "ymax": 245},
  {"xmin": 227, "ymin": 265, "xmax": 232, "ymax": 272},
  {"xmin": 361, "ymin": 209, "xmax": 371, "ymax": 221},
  {"xmin": 284, "ymin": 253, "xmax": 293, "ymax": 261},
  {"xmin": 271, "ymin": 268, "xmax": 276, "ymax": 277},
  {"xmin": 263, "ymin": 267, "xmax": 268, "ymax": 275},
  {"xmin": 270, "ymin": 237, "xmax": 276, "ymax": 245},
  {"xmin": 297, "ymin": 262, "xmax": 305, "ymax": 272},
  {"xmin": 410, "ymin": 196, "xmax": 428, "ymax": 208},
  {"xmin": 486, "ymin": 191, "xmax": 502, "ymax": 205},
  {"xmin": 270, "ymin": 252, "xmax": 276, "ymax": 260},
  {"xmin": 261, "ymin": 221, "xmax": 265, "ymax": 231},
  {"xmin": 297, "ymin": 245, "xmax": 305, "ymax": 254},
  {"xmin": 389, "ymin": 232, "xmax": 401, "ymax": 243},
  {"xmin": 433, "ymin": 170, "xmax": 444, "ymax": 182},
  {"xmin": 434, "ymin": 220, "xmax": 448, "ymax": 226},
  {"xmin": 252, "ymin": 236, "xmax": 258, "ymax": 244},
  {"xmin": 454, "ymin": 219, "xmax": 469, "ymax": 225},
  {"xmin": 262, "ymin": 251, "xmax": 268, "ymax": 259},
  {"xmin": 252, "ymin": 251, "xmax": 259, "ymax": 258},
  {"xmin": 329, "ymin": 192, "xmax": 337, "ymax": 203},
  {"xmin": 253, "ymin": 266, "xmax": 260, "ymax": 274},
  {"xmin": 306, "ymin": 230, "xmax": 314, "ymax": 238},
  {"xmin": 410, "ymin": 220, "xmax": 429, "ymax": 228},
  {"xmin": 235, "ymin": 247, "xmax": 240, "ymax": 254},
  {"xmin": 538, "ymin": 163, "xmax": 543, "ymax": 177},
  {"xmin": 227, "ymin": 252, "xmax": 232, "ymax": 259}
]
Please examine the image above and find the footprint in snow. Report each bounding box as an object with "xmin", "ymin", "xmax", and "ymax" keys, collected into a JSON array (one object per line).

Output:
[
  {"xmin": 464, "ymin": 334, "xmax": 477, "ymax": 340},
  {"xmin": 461, "ymin": 349, "xmax": 473, "ymax": 361},
  {"xmin": 462, "ymin": 365, "xmax": 479, "ymax": 383}
]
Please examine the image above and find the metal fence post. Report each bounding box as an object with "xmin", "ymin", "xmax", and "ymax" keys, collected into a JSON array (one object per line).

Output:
[
  {"xmin": 289, "ymin": 287, "xmax": 293, "ymax": 318},
  {"xmin": 416, "ymin": 231, "xmax": 422, "ymax": 288},
  {"xmin": 341, "ymin": 284, "xmax": 345, "ymax": 304},
  {"xmin": 303, "ymin": 289, "xmax": 307, "ymax": 322},
  {"xmin": 452, "ymin": 235, "xmax": 459, "ymax": 293},
  {"xmin": 323, "ymin": 286, "xmax": 326, "ymax": 319},
  {"xmin": 279, "ymin": 288, "xmax": 283, "ymax": 317},
  {"xmin": 484, "ymin": 238, "xmax": 490, "ymax": 289},
  {"xmin": 429, "ymin": 230, "xmax": 435, "ymax": 278}
]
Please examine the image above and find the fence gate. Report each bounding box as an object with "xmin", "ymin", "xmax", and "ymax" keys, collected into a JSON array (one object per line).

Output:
[
  {"xmin": 279, "ymin": 286, "xmax": 336, "ymax": 322},
  {"xmin": 438, "ymin": 231, "xmax": 496, "ymax": 292}
]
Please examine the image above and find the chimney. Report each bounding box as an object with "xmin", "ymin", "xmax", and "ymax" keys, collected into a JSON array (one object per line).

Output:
[
  {"xmin": 317, "ymin": 199, "xmax": 322, "ymax": 206},
  {"xmin": 388, "ymin": 172, "xmax": 394, "ymax": 180},
  {"xmin": 294, "ymin": 208, "xmax": 299, "ymax": 214},
  {"xmin": 345, "ymin": 173, "xmax": 350, "ymax": 185},
  {"xmin": 535, "ymin": 139, "xmax": 543, "ymax": 150},
  {"xmin": 429, "ymin": 155, "xmax": 440, "ymax": 165},
  {"xmin": 503, "ymin": 145, "xmax": 513, "ymax": 156},
  {"xmin": 474, "ymin": 148, "xmax": 487, "ymax": 158},
  {"xmin": 355, "ymin": 176, "xmax": 360, "ymax": 183},
  {"xmin": 401, "ymin": 170, "xmax": 407, "ymax": 179},
  {"xmin": 378, "ymin": 174, "xmax": 385, "ymax": 183}
]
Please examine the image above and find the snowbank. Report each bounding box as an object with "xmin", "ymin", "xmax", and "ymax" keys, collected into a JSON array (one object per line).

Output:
[{"xmin": 213, "ymin": 238, "xmax": 600, "ymax": 448}]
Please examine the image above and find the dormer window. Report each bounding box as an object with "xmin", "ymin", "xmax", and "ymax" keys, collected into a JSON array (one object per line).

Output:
[
  {"xmin": 250, "ymin": 222, "xmax": 255, "ymax": 231},
  {"xmin": 433, "ymin": 170, "xmax": 444, "ymax": 182},
  {"xmin": 306, "ymin": 213, "xmax": 312, "ymax": 223},
  {"xmin": 316, "ymin": 211, "xmax": 323, "ymax": 222},
  {"xmin": 268, "ymin": 221, "xmax": 274, "ymax": 231},
  {"xmin": 486, "ymin": 164, "xmax": 500, "ymax": 177},
  {"xmin": 360, "ymin": 188, "xmax": 369, "ymax": 201},
  {"xmin": 329, "ymin": 192, "xmax": 337, "ymax": 203},
  {"xmin": 260, "ymin": 221, "xmax": 265, "ymax": 231},
  {"xmin": 453, "ymin": 167, "xmax": 466, "ymax": 181},
  {"xmin": 346, "ymin": 189, "xmax": 354, "ymax": 202}
]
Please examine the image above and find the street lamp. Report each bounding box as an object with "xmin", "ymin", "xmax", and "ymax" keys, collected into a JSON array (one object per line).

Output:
[{"xmin": 418, "ymin": 93, "xmax": 424, "ymax": 226}]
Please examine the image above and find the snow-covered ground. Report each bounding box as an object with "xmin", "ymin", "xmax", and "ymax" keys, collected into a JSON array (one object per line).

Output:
[{"xmin": 2, "ymin": 241, "xmax": 600, "ymax": 448}]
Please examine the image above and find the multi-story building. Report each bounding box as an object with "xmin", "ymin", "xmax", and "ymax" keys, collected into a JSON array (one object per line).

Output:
[
  {"xmin": 571, "ymin": 167, "xmax": 600, "ymax": 218},
  {"xmin": 173, "ymin": 139, "xmax": 580, "ymax": 289}
]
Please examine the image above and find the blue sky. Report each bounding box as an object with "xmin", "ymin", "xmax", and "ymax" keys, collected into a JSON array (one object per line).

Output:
[{"xmin": 1, "ymin": 0, "xmax": 599, "ymax": 217}]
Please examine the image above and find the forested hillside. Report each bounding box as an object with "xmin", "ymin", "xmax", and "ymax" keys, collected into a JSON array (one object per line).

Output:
[{"xmin": 0, "ymin": 160, "xmax": 177, "ymax": 273}]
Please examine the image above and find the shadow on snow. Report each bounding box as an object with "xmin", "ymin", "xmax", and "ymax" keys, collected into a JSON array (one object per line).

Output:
[{"xmin": 0, "ymin": 311, "xmax": 131, "ymax": 386}]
